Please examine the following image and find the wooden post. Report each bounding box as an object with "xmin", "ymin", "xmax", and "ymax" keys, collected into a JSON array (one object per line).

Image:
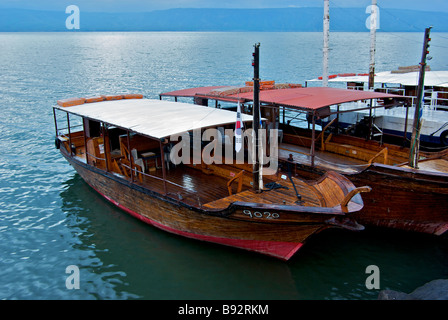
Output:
[
  {"xmin": 160, "ymin": 140, "xmax": 168, "ymax": 195},
  {"xmin": 409, "ymin": 27, "xmax": 432, "ymax": 168},
  {"xmin": 368, "ymin": 99, "xmax": 373, "ymax": 140},
  {"xmin": 311, "ymin": 111, "xmax": 316, "ymax": 167},
  {"xmin": 82, "ymin": 118, "xmax": 89, "ymax": 165},
  {"xmin": 102, "ymin": 123, "xmax": 110, "ymax": 172},
  {"xmin": 404, "ymin": 104, "xmax": 409, "ymax": 145},
  {"xmin": 66, "ymin": 113, "xmax": 72, "ymax": 156},
  {"xmin": 127, "ymin": 131, "xmax": 134, "ymax": 181}
]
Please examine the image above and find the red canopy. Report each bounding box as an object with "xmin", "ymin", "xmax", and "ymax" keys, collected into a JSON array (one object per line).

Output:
[{"xmin": 160, "ymin": 85, "xmax": 404, "ymax": 116}]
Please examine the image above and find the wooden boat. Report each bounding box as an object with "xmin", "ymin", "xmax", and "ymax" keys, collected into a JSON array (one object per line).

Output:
[
  {"xmin": 160, "ymin": 83, "xmax": 448, "ymax": 236},
  {"xmin": 53, "ymin": 94, "xmax": 370, "ymax": 260},
  {"xmin": 307, "ymin": 69, "xmax": 448, "ymax": 147}
]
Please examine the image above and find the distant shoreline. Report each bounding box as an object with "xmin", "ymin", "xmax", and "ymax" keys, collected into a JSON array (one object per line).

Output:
[{"xmin": 0, "ymin": 7, "xmax": 447, "ymax": 32}]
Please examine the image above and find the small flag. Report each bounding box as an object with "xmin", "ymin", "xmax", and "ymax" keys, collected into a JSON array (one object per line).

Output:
[{"xmin": 235, "ymin": 101, "xmax": 243, "ymax": 152}]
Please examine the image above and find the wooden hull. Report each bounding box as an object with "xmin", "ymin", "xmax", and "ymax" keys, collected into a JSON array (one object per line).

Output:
[
  {"xmin": 348, "ymin": 164, "xmax": 448, "ymax": 235},
  {"xmin": 296, "ymin": 162, "xmax": 448, "ymax": 235},
  {"xmin": 63, "ymin": 153, "xmax": 363, "ymax": 260},
  {"xmin": 281, "ymin": 132, "xmax": 448, "ymax": 235}
]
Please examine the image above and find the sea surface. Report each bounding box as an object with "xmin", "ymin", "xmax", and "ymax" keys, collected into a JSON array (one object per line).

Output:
[{"xmin": 0, "ymin": 31, "xmax": 447, "ymax": 300}]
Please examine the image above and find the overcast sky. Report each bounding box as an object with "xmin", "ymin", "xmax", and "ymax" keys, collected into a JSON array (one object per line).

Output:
[{"xmin": 1, "ymin": 0, "xmax": 447, "ymax": 12}]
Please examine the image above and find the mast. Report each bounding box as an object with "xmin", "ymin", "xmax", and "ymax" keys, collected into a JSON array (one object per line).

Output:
[
  {"xmin": 409, "ymin": 27, "xmax": 432, "ymax": 168},
  {"xmin": 322, "ymin": 0, "xmax": 330, "ymax": 87},
  {"xmin": 252, "ymin": 43, "xmax": 261, "ymax": 192},
  {"xmin": 367, "ymin": 0, "xmax": 377, "ymax": 140},
  {"xmin": 368, "ymin": 0, "xmax": 377, "ymax": 90}
]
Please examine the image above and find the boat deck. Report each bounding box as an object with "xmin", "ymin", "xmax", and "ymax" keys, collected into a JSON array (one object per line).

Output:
[
  {"xmin": 400, "ymin": 158, "xmax": 448, "ymax": 174},
  {"xmin": 139, "ymin": 165, "xmax": 232, "ymax": 208},
  {"xmin": 120, "ymin": 164, "xmax": 331, "ymax": 211},
  {"xmin": 202, "ymin": 177, "xmax": 322, "ymax": 210},
  {"xmin": 279, "ymin": 142, "xmax": 367, "ymax": 174}
]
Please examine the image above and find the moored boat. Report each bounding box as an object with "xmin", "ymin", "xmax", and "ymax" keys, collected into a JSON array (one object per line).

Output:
[
  {"xmin": 160, "ymin": 83, "xmax": 448, "ymax": 235},
  {"xmin": 307, "ymin": 69, "xmax": 448, "ymax": 147},
  {"xmin": 53, "ymin": 94, "xmax": 370, "ymax": 260}
]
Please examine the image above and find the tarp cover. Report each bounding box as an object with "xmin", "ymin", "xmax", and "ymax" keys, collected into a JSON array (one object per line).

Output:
[
  {"xmin": 161, "ymin": 86, "xmax": 404, "ymax": 113},
  {"xmin": 308, "ymin": 71, "xmax": 448, "ymax": 88},
  {"xmin": 55, "ymin": 98, "xmax": 254, "ymax": 139}
]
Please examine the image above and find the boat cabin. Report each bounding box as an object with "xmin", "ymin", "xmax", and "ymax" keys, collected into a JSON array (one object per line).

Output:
[{"xmin": 53, "ymin": 95, "xmax": 263, "ymax": 208}]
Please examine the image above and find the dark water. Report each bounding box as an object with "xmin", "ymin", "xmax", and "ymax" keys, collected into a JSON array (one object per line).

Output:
[{"xmin": 0, "ymin": 32, "xmax": 447, "ymax": 300}]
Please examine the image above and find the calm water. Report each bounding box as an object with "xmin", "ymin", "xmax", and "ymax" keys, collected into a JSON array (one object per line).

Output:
[{"xmin": 0, "ymin": 32, "xmax": 447, "ymax": 300}]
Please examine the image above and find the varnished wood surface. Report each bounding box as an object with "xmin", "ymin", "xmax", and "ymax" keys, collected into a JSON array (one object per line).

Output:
[
  {"xmin": 278, "ymin": 130, "xmax": 448, "ymax": 235},
  {"xmin": 65, "ymin": 154, "xmax": 336, "ymax": 259},
  {"xmin": 401, "ymin": 159, "xmax": 448, "ymax": 174},
  {"xmin": 279, "ymin": 142, "xmax": 367, "ymax": 174},
  {"xmin": 63, "ymin": 129, "xmax": 365, "ymax": 216},
  {"xmin": 59, "ymin": 130, "xmax": 370, "ymax": 259}
]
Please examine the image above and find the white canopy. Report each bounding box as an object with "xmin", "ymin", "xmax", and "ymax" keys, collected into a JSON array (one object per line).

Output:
[
  {"xmin": 55, "ymin": 98, "xmax": 255, "ymax": 139},
  {"xmin": 308, "ymin": 71, "xmax": 448, "ymax": 88}
]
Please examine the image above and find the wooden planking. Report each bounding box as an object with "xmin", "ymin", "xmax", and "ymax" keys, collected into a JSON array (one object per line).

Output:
[
  {"xmin": 271, "ymin": 177, "xmax": 322, "ymax": 207},
  {"xmin": 203, "ymin": 176, "xmax": 326, "ymax": 210},
  {"xmin": 311, "ymin": 175, "xmax": 345, "ymax": 208},
  {"xmin": 279, "ymin": 142, "xmax": 366, "ymax": 174},
  {"xmin": 142, "ymin": 165, "xmax": 231, "ymax": 207},
  {"xmin": 69, "ymin": 157, "xmax": 330, "ymax": 246},
  {"xmin": 403, "ymin": 159, "xmax": 448, "ymax": 174},
  {"xmin": 348, "ymin": 163, "xmax": 448, "ymax": 235},
  {"xmin": 60, "ymin": 145, "xmax": 368, "ymax": 259},
  {"xmin": 65, "ymin": 131, "xmax": 355, "ymax": 212}
]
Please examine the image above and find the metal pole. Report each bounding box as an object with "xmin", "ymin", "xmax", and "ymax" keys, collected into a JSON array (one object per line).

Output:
[
  {"xmin": 252, "ymin": 43, "xmax": 261, "ymax": 192},
  {"xmin": 368, "ymin": 0, "xmax": 377, "ymax": 90},
  {"xmin": 322, "ymin": 0, "xmax": 330, "ymax": 87},
  {"xmin": 53, "ymin": 108, "xmax": 58, "ymax": 137}
]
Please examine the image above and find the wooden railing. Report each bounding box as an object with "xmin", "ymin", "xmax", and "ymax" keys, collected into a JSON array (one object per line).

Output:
[
  {"xmin": 340, "ymin": 186, "xmax": 372, "ymax": 213},
  {"xmin": 317, "ymin": 118, "xmax": 337, "ymax": 151},
  {"xmin": 368, "ymin": 147, "xmax": 388, "ymax": 165},
  {"xmin": 227, "ymin": 170, "xmax": 245, "ymax": 196}
]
